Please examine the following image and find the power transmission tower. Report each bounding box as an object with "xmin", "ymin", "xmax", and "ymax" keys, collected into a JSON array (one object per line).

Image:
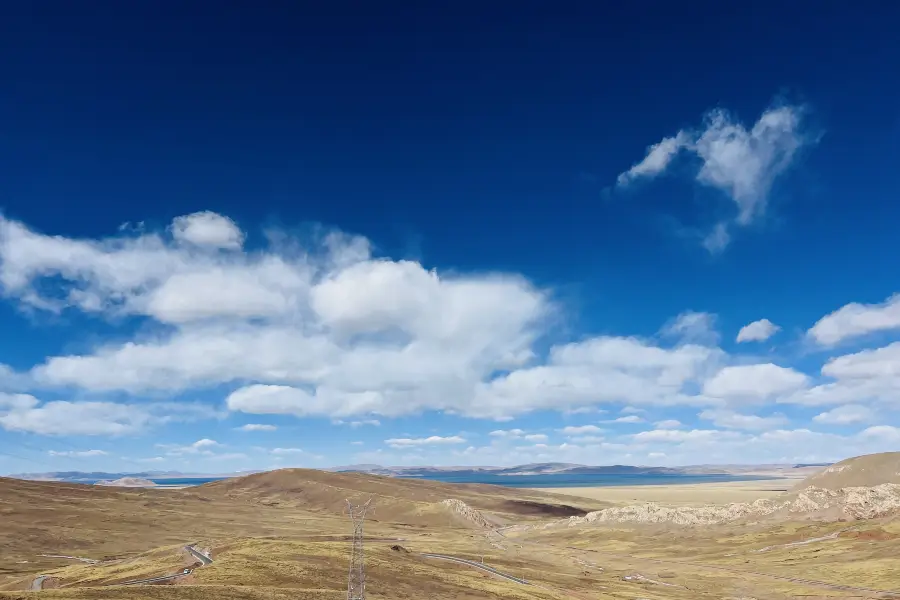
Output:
[{"xmin": 346, "ymin": 498, "xmax": 373, "ymax": 600}]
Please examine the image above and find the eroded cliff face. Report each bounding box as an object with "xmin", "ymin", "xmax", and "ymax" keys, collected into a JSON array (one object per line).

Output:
[{"xmin": 553, "ymin": 483, "xmax": 900, "ymax": 527}]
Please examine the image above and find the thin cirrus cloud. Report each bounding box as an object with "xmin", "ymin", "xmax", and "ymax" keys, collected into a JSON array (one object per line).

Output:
[
  {"xmin": 385, "ymin": 436, "xmax": 466, "ymax": 448},
  {"xmin": 48, "ymin": 449, "xmax": 107, "ymax": 457},
  {"xmin": 237, "ymin": 424, "xmax": 277, "ymax": 432},
  {"xmin": 616, "ymin": 102, "xmax": 812, "ymax": 252}
]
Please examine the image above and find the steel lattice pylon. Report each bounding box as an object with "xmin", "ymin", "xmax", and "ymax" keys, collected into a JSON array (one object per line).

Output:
[{"xmin": 346, "ymin": 499, "xmax": 373, "ymax": 600}]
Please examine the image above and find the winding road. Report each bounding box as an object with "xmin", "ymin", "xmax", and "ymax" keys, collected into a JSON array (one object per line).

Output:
[
  {"xmin": 121, "ymin": 544, "xmax": 211, "ymax": 586},
  {"xmin": 420, "ymin": 553, "xmax": 529, "ymax": 585}
]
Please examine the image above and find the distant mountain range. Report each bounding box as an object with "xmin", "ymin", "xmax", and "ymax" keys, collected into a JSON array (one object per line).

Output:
[
  {"xmin": 8, "ymin": 470, "xmax": 261, "ymax": 482},
  {"xmin": 8, "ymin": 461, "xmax": 830, "ymax": 483}
]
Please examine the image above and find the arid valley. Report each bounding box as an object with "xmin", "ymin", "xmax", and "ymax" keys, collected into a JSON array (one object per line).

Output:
[{"xmin": 2, "ymin": 453, "xmax": 900, "ymax": 600}]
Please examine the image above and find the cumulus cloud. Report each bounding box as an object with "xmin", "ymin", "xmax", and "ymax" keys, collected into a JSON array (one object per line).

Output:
[
  {"xmin": 813, "ymin": 405, "xmax": 875, "ymax": 425},
  {"xmin": 808, "ymin": 293, "xmax": 900, "ymax": 346},
  {"xmin": 703, "ymin": 364, "xmax": 809, "ymax": 402},
  {"xmin": 617, "ymin": 103, "xmax": 810, "ymax": 251},
  {"xmin": 4, "ymin": 211, "xmax": 900, "ymax": 464},
  {"xmin": 0, "ymin": 398, "xmax": 151, "ymax": 435},
  {"xmin": 385, "ymin": 436, "xmax": 466, "ymax": 448},
  {"xmin": 169, "ymin": 211, "xmax": 244, "ymax": 249},
  {"xmin": 736, "ymin": 318, "xmax": 780, "ymax": 343}
]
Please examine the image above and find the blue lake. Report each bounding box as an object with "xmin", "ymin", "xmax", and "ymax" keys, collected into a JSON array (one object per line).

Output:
[
  {"xmin": 397, "ymin": 473, "xmax": 781, "ymax": 488},
  {"xmin": 75, "ymin": 473, "xmax": 781, "ymax": 488}
]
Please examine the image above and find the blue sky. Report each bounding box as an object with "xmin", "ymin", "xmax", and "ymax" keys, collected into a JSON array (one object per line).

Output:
[{"xmin": 2, "ymin": 2, "xmax": 900, "ymax": 474}]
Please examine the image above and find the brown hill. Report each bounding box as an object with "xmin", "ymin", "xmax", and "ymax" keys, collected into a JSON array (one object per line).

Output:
[
  {"xmin": 793, "ymin": 452, "xmax": 900, "ymax": 491},
  {"xmin": 0, "ymin": 468, "xmax": 601, "ymax": 586},
  {"xmin": 192, "ymin": 468, "xmax": 602, "ymax": 525}
]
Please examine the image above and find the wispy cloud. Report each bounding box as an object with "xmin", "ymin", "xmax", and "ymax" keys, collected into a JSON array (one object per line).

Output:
[
  {"xmin": 48, "ymin": 449, "xmax": 107, "ymax": 457},
  {"xmin": 385, "ymin": 436, "xmax": 466, "ymax": 448},
  {"xmin": 617, "ymin": 102, "xmax": 812, "ymax": 251},
  {"xmin": 237, "ymin": 424, "xmax": 277, "ymax": 432}
]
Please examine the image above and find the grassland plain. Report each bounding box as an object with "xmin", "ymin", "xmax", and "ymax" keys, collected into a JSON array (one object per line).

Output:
[{"xmin": 2, "ymin": 455, "xmax": 900, "ymax": 600}]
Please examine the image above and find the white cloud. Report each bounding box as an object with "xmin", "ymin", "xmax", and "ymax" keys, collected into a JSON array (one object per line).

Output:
[
  {"xmin": 703, "ymin": 364, "xmax": 809, "ymax": 402},
  {"xmin": 616, "ymin": 131, "xmax": 691, "ymax": 186},
  {"xmin": 859, "ymin": 425, "xmax": 900, "ymax": 443},
  {"xmin": 808, "ymin": 293, "xmax": 900, "ymax": 346},
  {"xmin": 655, "ymin": 419, "xmax": 682, "ymax": 429},
  {"xmin": 633, "ymin": 428, "xmax": 744, "ymax": 443},
  {"xmin": 137, "ymin": 456, "xmax": 165, "ymax": 463},
  {"xmin": 702, "ymin": 222, "xmax": 731, "ymax": 254},
  {"xmin": 617, "ymin": 103, "xmax": 810, "ymax": 251},
  {"xmin": 698, "ymin": 408, "xmax": 788, "ymax": 431},
  {"xmin": 693, "ymin": 106, "xmax": 807, "ymax": 225},
  {"xmin": 192, "ymin": 438, "xmax": 219, "ymax": 449},
  {"xmin": 159, "ymin": 438, "xmax": 222, "ymax": 455},
  {"xmin": 660, "ymin": 311, "xmax": 719, "ymax": 345},
  {"xmin": 6, "ymin": 212, "xmax": 900, "ymax": 465},
  {"xmin": 736, "ymin": 318, "xmax": 780, "ymax": 343},
  {"xmin": 48, "ymin": 449, "xmax": 107, "ymax": 457},
  {"xmin": 350, "ymin": 419, "xmax": 381, "ymax": 428},
  {"xmin": 0, "ymin": 399, "xmax": 151, "ymax": 435},
  {"xmin": 821, "ymin": 341, "xmax": 900, "ymax": 380},
  {"xmin": 490, "ymin": 429, "xmax": 526, "ymax": 438},
  {"xmin": 560, "ymin": 425, "xmax": 604, "ymax": 435},
  {"xmin": 0, "ymin": 392, "xmax": 39, "ymax": 410},
  {"xmin": 384, "ymin": 436, "xmax": 466, "ymax": 448},
  {"xmin": 169, "ymin": 211, "xmax": 244, "ymax": 249},
  {"xmin": 237, "ymin": 424, "xmax": 277, "ymax": 432},
  {"xmin": 813, "ymin": 405, "xmax": 876, "ymax": 425},
  {"xmin": 350, "ymin": 441, "xmax": 364, "ymax": 446},
  {"xmin": 602, "ymin": 415, "xmax": 645, "ymax": 424}
]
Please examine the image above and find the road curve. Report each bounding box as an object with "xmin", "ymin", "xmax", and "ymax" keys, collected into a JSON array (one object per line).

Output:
[
  {"xmin": 30, "ymin": 576, "xmax": 49, "ymax": 591},
  {"xmin": 420, "ymin": 553, "xmax": 529, "ymax": 585},
  {"xmin": 121, "ymin": 544, "xmax": 211, "ymax": 586}
]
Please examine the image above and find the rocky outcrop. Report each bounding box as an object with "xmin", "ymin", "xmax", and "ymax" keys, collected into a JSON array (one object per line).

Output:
[
  {"xmin": 558, "ymin": 483, "xmax": 900, "ymax": 527},
  {"xmin": 439, "ymin": 498, "xmax": 493, "ymax": 528}
]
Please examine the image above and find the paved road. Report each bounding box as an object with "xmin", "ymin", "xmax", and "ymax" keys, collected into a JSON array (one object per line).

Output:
[
  {"xmin": 420, "ymin": 553, "xmax": 529, "ymax": 585},
  {"xmin": 121, "ymin": 544, "xmax": 211, "ymax": 586},
  {"xmin": 30, "ymin": 576, "xmax": 49, "ymax": 591}
]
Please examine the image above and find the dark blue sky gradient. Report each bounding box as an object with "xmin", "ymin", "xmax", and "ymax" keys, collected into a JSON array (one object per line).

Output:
[{"xmin": 1, "ymin": 0, "xmax": 898, "ymax": 343}]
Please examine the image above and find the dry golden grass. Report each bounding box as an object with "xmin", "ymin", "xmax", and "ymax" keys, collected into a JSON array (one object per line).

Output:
[{"xmin": 3, "ymin": 465, "xmax": 900, "ymax": 600}]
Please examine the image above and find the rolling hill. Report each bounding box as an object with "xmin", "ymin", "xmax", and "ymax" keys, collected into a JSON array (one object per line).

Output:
[{"xmin": 793, "ymin": 452, "xmax": 900, "ymax": 491}]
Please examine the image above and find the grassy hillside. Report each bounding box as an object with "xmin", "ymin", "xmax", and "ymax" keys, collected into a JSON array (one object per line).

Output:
[{"xmin": 794, "ymin": 452, "xmax": 900, "ymax": 491}]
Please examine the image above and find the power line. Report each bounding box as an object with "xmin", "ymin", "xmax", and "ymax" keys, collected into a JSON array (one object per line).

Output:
[{"xmin": 346, "ymin": 498, "xmax": 373, "ymax": 600}]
